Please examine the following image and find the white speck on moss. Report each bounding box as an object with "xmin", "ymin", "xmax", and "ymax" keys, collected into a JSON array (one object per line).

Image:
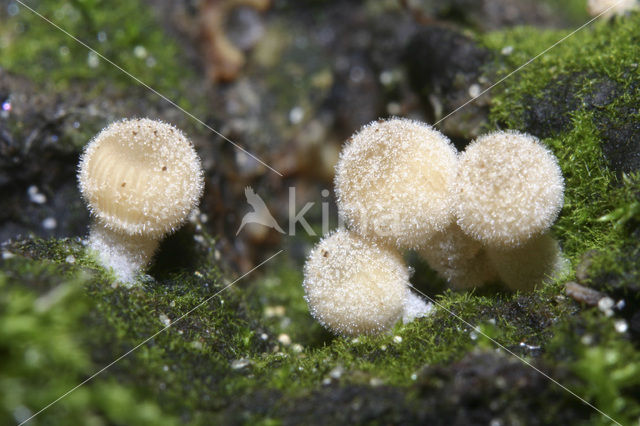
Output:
[
  {"xmin": 468, "ymin": 84, "xmax": 481, "ymax": 98},
  {"xmin": 501, "ymin": 45, "xmax": 513, "ymax": 55},
  {"xmin": 65, "ymin": 255, "xmax": 75, "ymax": 264},
  {"xmin": 231, "ymin": 359, "xmax": 251, "ymax": 370},
  {"xmin": 370, "ymin": 377, "xmax": 384, "ymax": 387},
  {"xmin": 598, "ymin": 297, "xmax": 615, "ymax": 317},
  {"xmin": 133, "ymin": 45, "xmax": 148, "ymax": 58},
  {"xmin": 614, "ymin": 320, "xmax": 628, "ymax": 333},
  {"xmin": 329, "ymin": 366, "xmax": 344, "ymax": 379},
  {"xmin": 277, "ymin": 333, "xmax": 291, "ymax": 346},
  {"xmin": 87, "ymin": 51, "xmax": 99, "ymax": 68},
  {"xmin": 265, "ymin": 305, "xmax": 286, "ymax": 318},
  {"xmin": 42, "ymin": 217, "xmax": 57, "ymax": 230},
  {"xmin": 27, "ymin": 185, "xmax": 46, "ymax": 204},
  {"xmin": 158, "ymin": 313, "xmax": 171, "ymax": 327},
  {"xmin": 289, "ymin": 106, "xmax": 304, "ymax": 124}
]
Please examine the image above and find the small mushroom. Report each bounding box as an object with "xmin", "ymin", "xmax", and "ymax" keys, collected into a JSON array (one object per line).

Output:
[
  {"xmin": 454, "ymin": 130, "xmax": 564, "ymax": 249},
  {"xmin": 78, "ymin": 118, "xmax": 204, "ymax": 283},
  {"xmin": 303, "ymin": 229, "xmax": 417, "ymax": 336},
  {"xmin": 334, "ymin": 118, "xmax": 458, "ymax": 250}
]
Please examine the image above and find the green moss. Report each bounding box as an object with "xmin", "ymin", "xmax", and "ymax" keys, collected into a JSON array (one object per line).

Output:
[
  {"xmin": 0, "ymin": 0, "xmax": 195, "ymax": 106},
  {"xmin": 546, "ymin": 310, "xmax": 640, "ymax": 425},
  {"xmin": 0, "ymin": 253, "xmax": 179, "ymax": 425}
]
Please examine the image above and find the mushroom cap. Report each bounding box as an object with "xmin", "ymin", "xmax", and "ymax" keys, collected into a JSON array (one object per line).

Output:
[
  {"xmin": 302, "ymin": 229, "xmax": 408, "ymax": 336},
  {"xmin": 335, "ymin": 118, "xmax": 458, "ymax": 249},
  {"xmin": 419, "ymin": 223, "xmax": 497, "ymax": 290},
  {"xmin": 454, "ymin": 130, "xmax": 564, "ymax": 248},
  {"xmin": 78, "ymin": 118, "xmax": 204, "ymax": 238},
  {"xmin": 487, "ymin": 233, "xmax": 569, "ymax": 291}
]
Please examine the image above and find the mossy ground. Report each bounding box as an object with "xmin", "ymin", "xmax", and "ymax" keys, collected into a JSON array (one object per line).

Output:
[{"xmin": 2, "ymin": 2, "xmax": 640, "ymax": 425}]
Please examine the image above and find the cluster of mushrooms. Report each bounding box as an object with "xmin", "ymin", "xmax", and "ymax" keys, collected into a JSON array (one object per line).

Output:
[{"xmin": 303, "ymin": 118, "xmax": 566, "ymax": 337}]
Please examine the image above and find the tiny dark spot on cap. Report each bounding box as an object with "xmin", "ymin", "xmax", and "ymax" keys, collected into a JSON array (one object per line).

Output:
[
  {"xmin": 121, "ymin": 182, "xmax": 126, "ymax": 187},
  {"xmin": 133, "ymin": 131, "xmax": 137, "ymax": 135},
  {"xmin": 162, "ymin": 166, "xmax": 167, "ymax": 171},
  {"xmin": 154, "ymin": 130, "xmax": 158, "ymax": 136},
  {"xmin": 322, "ymin": 250, "xmax": 329, "ymax": 257}
]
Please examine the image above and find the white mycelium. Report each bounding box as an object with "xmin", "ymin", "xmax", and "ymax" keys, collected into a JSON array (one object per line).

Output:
[{"xmin": 78, "ymin": 118, "xmax": 204, "ymax": 283}]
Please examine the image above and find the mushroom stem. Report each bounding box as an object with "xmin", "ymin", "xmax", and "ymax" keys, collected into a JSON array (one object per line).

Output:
[
  {"xmin": 486, "ymin": 233, "xmax": 570, "ymax": 291},
  {"xmin": 87, "ymin": 222, "xmax": 160, "ymax": 284}
]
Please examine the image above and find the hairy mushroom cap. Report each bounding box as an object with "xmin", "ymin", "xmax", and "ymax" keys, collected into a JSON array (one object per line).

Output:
[
  {"xmin": 78, "ymin": 118, "xmax": 204, "ymax": 238},
  {"xmin": 303, "ymin": 229, "xmax": 408, "ymax": 336},
  {"xmin": 454, "ymin": 131, "xmax": 564, "ymax": 248},
  {"xmin": 419, "ymin": 223, "xmax": 497, "ymax": 290},
  {"xmin": 487, "ymin": 233, "xmax": 569, "ymax": 291},
  {"xmin": 335, "ymin": 118, "xmax": 458, "ymax": 250}
]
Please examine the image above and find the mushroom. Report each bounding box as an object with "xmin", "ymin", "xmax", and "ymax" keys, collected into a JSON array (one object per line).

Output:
[
  {"xmin": 454, "ymin": 130, "xmax": 564, "ymax": 249},
  {"xmin": 78, "ymin": 118, "xmax": 204, "ymax": 283},
  {"xmin": 419, "ymin": 223, "xmax": 497, "ymax": 290},
  {"xmin": 334, "ymin": 118, "xmax": 458, "ymax": 250},
  {"xmin": 487, "ymin": 233, "xmax": 570, "ymax": 291},
  {"xmin": 303, "ymin": 228, "xmax": 427, "ymax": 336}
]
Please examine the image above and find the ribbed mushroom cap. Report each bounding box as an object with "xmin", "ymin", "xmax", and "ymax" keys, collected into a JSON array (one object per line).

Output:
[
  {"xmin": 487, "ymin": 233, "xmax": 569, "ymax": 291},
  {"xmin": 335, "ymin": 118, "xmax": 458, "ymax": 250},
  {"xmin": 454, "ymin": 131, "xmax": 564, "ymax": 248},
  {"xmin": 303, "ymin": 229, "xmax": 408, "ymax": 336},
  {"xmin": 78, "ymin": 118, "xmax": 204, "ymax": 238},
  {"xmin": 419, "ymin": 223, "xmax": 497, "ymax": 290}
]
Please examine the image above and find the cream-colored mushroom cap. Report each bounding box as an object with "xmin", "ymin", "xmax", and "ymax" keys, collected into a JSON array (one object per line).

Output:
[
  {"xmin": 303, "ymin": 229, "xmax": 408, "ymax": 336},
  {"xmin": 335, "ymin": 118, "xmax": 458, "ymax": 249},
  {"xmin": 78, "ymin": 118, "xmax": 204, "ymax": 238},
  {"xmin": 454, "ymin": 131, "xmax": 564, "ymax": 248}
]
